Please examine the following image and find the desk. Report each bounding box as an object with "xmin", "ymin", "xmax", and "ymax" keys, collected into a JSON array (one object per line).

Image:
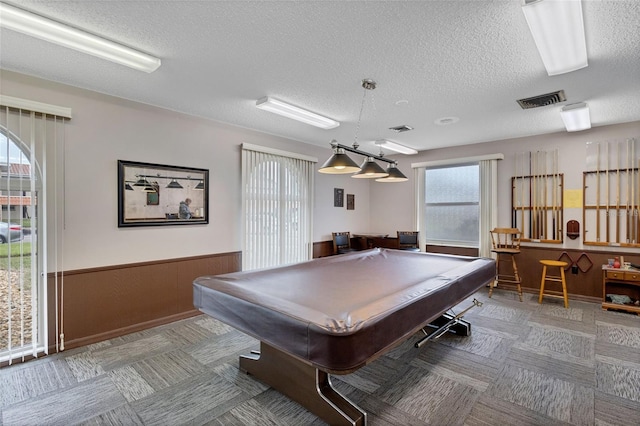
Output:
[
  {"xmin": 353, "ymin": 233, "xmax": 389, "ymax": 249},
  {"xmin": 193, "ymin": 248, "xmax": 495, "ymax": 425}
]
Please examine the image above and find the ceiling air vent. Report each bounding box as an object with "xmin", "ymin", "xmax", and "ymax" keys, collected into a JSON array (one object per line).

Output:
[
  {"xmin": 389, "ymin": 125, "xmax": 413, "ymax": 133},
  {"xmin": 517, "ymin": 90, "xmax": 566, "ymax": 109}
]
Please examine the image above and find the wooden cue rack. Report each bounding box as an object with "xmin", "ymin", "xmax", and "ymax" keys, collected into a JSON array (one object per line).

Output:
[
  {"xmin": 583, "ymin": 161, "xmax": 640, "ymax": 247},
  {"xmin": 511, "ymin": 173, "xmax": 564, "ymax": 243}
]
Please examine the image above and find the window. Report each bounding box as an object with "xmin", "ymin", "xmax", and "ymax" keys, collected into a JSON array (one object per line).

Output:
[
  {"xmin": 242, "ymin": 144, "xmax": 315, "ymax": 270},
  {"xmin": 425, "ymin": 164, "xmax": 479, "ymax": 247},
  {"xmin": 1, "ymin": 98, "xmax": 70, "ymax": 365},
  {"xmin": 413, "ymin": 154, "xmax": 502, "ymax": 256}
]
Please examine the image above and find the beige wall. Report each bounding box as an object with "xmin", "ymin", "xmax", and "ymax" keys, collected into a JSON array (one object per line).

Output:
[
  {"xmin": 1, "ymin": 70, "xmax": 372, "ymax": 270},
  {"xmin": 370, "ymin": 120, "xmax": 640, "ymax": 255},
  {"xmin": 2, "ymin": 69, "xmax": 639, "ymax": 271}
]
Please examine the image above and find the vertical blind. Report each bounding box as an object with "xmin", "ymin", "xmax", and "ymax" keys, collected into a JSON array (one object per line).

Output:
[
  {"xmin": 241, "ymin": 144, "xmax": 316, "ymax": 270},
  {"xmin": 0, "ymin": 96, "xmax": 70, "ymax": 365}
]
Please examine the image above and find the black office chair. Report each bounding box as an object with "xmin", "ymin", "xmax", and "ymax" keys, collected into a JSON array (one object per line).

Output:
[
  {"xmin": 397, "ymin": 231, "xmax": 420, "ymax": 251},
  {"xmin": 165, "ymin": 213, "xmax": 179, "ymax": 219},
  {"xmin": 332, "ymin": 232, "xmax": 358, "ymax": 255}
]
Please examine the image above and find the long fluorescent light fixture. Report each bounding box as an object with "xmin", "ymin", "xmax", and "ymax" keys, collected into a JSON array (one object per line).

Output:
[
  {"xmin": 374, "ymin": 139, "xmax": 418, "ymax": 155},
  {"xmin": 521, "ymin": 0, "xmax": 587, "ymax": 76},
  {"xmin": 256, "ymin": 97, "xmax": 340, "ymax": 129},
  {"xmin": 0, "ymin": 2, "xmax": 161, "ymax": 73},
  {"xmin": 560, "ymin": 102, "xmax": 590, "ymax": 132}
]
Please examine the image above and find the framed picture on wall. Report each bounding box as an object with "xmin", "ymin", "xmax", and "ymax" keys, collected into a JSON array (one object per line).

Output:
[
  {"xmin": 334, "ymin": 188, "xmax": 344, "ymax": 207},
  {"xmin": 347, "ymin": 194, "xmax": 355, "ymax": 210},
  {"xmin": 118, "ymin": 160, "xmax": 209, "ymax": 227}
]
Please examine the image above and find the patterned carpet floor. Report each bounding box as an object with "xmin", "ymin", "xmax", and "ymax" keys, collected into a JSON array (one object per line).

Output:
[{"xmin": 1, "ymin": 287, "xmax": 639, "ymax": 425}]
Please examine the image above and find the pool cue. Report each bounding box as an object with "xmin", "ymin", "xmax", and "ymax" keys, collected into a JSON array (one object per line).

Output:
[
  {"xmin": 512, "ymin": 176, "xmax": 516, "ymax": 228},
  {"xmin": 605, "ymin": 142, "xmax": 609, "ymax": 243},
  {"xmin": 533, "ymin": 151, "xmax": 540, "ymax": 240},
  {"xmin": 627, "ymin": 139, "xmax": 631, "ymax": 243},
  {"xmin": 529, "ymin": 151, "xmax": 532, "ymax": 238},
  {"xmin": 552, "ymin": 150, "xmax": 556, "ymax": 240},
  {"xmin": 544, "ymin": 151, "xmax": 548, "ymax": 239},
  {"xmin": 553, "ymin": 148, "xmax": 560, "ymax": 240},
  {"xmin": 521, "ymin": 153, "xmax": 525, "ymax": 237},
  {"xmin": 596, "ymin": 143, "xmax": 600, "ymax": 241},
  {"xmin": 532, "ymin": 151, "xmax": 536, "ymax": 238},
  {"xmin": 633, "ymin": 141, "xmax": 637, "ymax": 243},
  {"xmin": 616, "ymin": 142, "xmax": 621, "ymax": 243}
]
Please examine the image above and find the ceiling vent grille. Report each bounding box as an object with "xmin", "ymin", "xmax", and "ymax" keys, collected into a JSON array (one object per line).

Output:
[
  {"xmin": 389, "ymin": 125, "xmax": 413, "ymax": 133},
  {"xmin": 517, "ymin": 90, "xmax": 566, "ymax": 109}
]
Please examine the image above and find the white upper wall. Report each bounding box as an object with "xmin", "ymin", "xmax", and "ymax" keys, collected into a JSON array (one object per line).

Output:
[
  {"xmin": 1, "ymin": 70, "xmax": 372, "ymax": 270},
  {"xmin": 371, "ymin": 120, "xmax": 640, "ymax": 254},
  {"xmin": 2, "ymin": 70, "xmax": 638, "ymax": 269}
]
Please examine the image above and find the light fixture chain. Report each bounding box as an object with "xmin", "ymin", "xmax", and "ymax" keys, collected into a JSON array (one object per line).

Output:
[{"xmin": 353, "ymin": 86, "xmax": 368, "ymax": 150}]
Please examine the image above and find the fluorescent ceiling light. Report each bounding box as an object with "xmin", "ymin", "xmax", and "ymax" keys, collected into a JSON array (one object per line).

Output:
[
  {"xmin": 521, "ymin": 0, "xmax": 587, "ymax": 76},
  {"xmin": 256, "ymin": 97, "xmax": 340, "ymax": 129},
  {"xmin": 0, "ymin": 2, "xmax": 161, "ymax": 73},
  {"xmin": 560, "ymin": 102, "xmax": 591, "ymax": 132},
  {"xmin": 374, "ymin": 139, "xmax": 418, "ymax": 155}
]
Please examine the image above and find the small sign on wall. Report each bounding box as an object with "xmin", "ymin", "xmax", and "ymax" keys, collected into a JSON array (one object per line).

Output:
[
  {"xmin": 334, "ymin": 188, "xmax": 344, "ymax": 207},
  {"xmin": 347, "ymin": 194, "xmax": 355, "ymax": 210}
]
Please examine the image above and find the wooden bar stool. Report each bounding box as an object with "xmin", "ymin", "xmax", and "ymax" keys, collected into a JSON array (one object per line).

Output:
[
  {"xmin": 538, "ymin": 260, "xmax": 569, "ymax": 308},
  {"xmin": 489, "ymin": 228, "xmax": 523, "ymax": 302}
]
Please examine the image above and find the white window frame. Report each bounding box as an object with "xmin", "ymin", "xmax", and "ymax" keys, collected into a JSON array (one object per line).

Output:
[{"xmin": 412, "ymin": 153, "xmax": 503, "ymax": 257}]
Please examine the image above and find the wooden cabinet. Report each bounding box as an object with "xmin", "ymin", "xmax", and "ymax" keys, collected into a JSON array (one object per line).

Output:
[{"xmin": 602, "ymin": 268, "xmax": 640, "ymax": 314}]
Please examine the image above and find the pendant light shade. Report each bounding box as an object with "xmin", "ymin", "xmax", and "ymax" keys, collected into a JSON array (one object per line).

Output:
[
  {"xmin": 352, "ymin": 157, "xmax": 389, "ymax": 179},
  {"xmin": 318, "ymin": 148, "xmax": 361, "ymax": 174},
  {"xmin": 375, "ymin": 163, "xmax": 409, "ymax": 182},
  {"xmin": 166, "ymin": 179, "xmax": 183, "ymax": 189},
  {"xmin": 133, "ymin": 176, "xmax": 151, "ymax": 187},
  {"xmin": 124, "ymin": 182, "xmax": 134, "ymax": 191},
  {"xmin": 317, "ymin": 80, "xmax": 408, "ymax": 182},
  {"xmin": 195, "ymin": 180, "xmax": 205, "ymax": 190}
]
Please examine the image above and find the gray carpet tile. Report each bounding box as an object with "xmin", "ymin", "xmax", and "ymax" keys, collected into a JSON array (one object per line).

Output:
[
  {"xmin": 416, "ymin": 340, "xmax": 504, "ymax": 385},
  {"xmin": 596, "ymin": 320, "xmax": 640, "ymax": 349},
  {"xmin": 2, "ymin": 288, "xmax": 640, "ymax": 425},
  {"xmin": 520, "ymin": 323, "xmax": 596, "ymax": 359},
  {"xmin": 211, "ymin": 362, "xmax": 269, "ymax": 397},
  {"xmin": 594, "ymin": 390, "xmax": 640, "ymax": 426},
  {"xmin": 90, "ymin": 333, "xmax": 176, "ymax": 372},
  {"xmin": 2, "ymin": 375, "xmax": 127, "ymax": 426},
  {"xmin": 0, "ymin": 358, "xmax": 77, "ymax": 408},
  {"xmin": 186, "ymin": 330, "xmax": 258, "ymax": 366},
  {"xmin": 595, "ymin": 355, "xmax": 640, "ymax": 403},
  {"xmin": 491, "ymin": 364, "xmax": 594, "ymax": 424},
  {"xmin": 465, "ymin": 392, "xmax": 571, "ymax": 426},
  {"xmin": 65, "ymin": 351, "xmax": 106, "ymax": 381},
  {"xmin": 377, "ymin": 364, "xmax": 464, "ymax": 423},
  {"xmin": 131, "ymin": 349, "xmax": 206, "ymax": 391},
  {"xmin": 130, "ymin": 370, "xmax": 247, "ymax": 426},
  {"xmin": 506, "ymin": 346, "xmax": 596, "ymax": 388},
  {"xmin": 108, "ymin": 365, "xmax": 155, "ymax": 402},
  {"xmin": 78, "ymin": 403, "xmax": 144, "ymax": 426}
]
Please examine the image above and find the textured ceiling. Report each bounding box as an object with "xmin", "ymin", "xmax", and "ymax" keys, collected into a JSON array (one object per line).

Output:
[{"xmin": 1, "ymin": 0, "xmax": 639, "ymax": 155}]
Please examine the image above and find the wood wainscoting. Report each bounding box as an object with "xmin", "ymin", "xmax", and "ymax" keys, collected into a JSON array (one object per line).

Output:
[
  {"xmin": 47, "ymin": 252, "xmax": 241, "ymax": 353},
  {"xmin": 499, "ymin": 246, "xmax": 639, "ymax": 302}
]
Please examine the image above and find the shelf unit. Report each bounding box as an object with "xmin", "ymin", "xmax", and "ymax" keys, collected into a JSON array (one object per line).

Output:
[{"xmin": 602, "ymin": 267, "xmax": 640, "ymax": 315}]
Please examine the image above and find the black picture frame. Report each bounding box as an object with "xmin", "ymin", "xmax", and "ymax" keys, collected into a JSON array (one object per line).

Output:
[
  {"xmin": 118, "ymin": 160, "xmax": 209, "ymax": 227},
  {"xmin": 347, "ymin": 194, "xmax": 355, "ymax": 210},
  {"xmin": 334, "ymin": 188, "xmax": 344, "ymax": 207}
]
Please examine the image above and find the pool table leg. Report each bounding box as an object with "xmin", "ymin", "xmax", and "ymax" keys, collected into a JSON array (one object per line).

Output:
[{"xmin": 239, "ymin": 342, "xmax": 367, "ymax": 426}]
